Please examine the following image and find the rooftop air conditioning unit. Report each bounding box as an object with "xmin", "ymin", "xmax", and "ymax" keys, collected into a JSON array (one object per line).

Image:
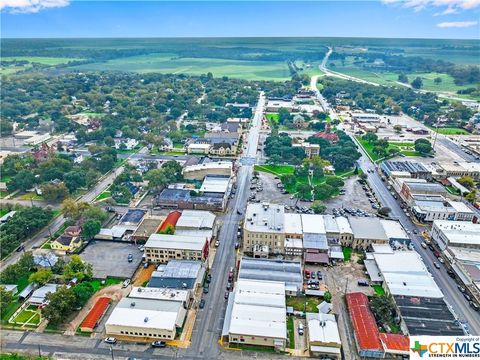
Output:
[
  {"xmin": 130, "ymin": 302, "xmax": 136, "ymax": 307},
  {"xmin": 144, "ymin": 317, "xmax": 149, "ymax": 323}
]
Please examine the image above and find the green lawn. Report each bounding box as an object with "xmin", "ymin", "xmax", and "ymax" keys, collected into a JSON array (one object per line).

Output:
[
  {"xmin": 0, "ymin": 191, "xmax": 10, "ymax": 199},
  {"xmin": 430, "ymin": 127, "xmax": 470, "ymax": 135},
  {"xmin": 17, "ymin": 193, "xmax": 43, "ymax": 200},
  {"xmin": 86, "ymin": 277, "xmax": 123, "ymax": 292},
  {"xmin": 0, "ymin": 209, "xmax": 10, "ymax": 217},
  {"xmin": 371, "ymin": 285, "xmax": 385, "ymax": 295},
  {"xmin": 0, "ymin": 175, "xmax": 12, "ymax": 183},
  {"xmin": 2, "ymin": 56, "xmax": 81, "ymax": 65},
  {"xmin": 342, "ymin": 247, "xmax": 353, "ymax": 262},
  {"xmin": 265, "ymin": 113, "xmax": 280, "ymax": 123},
  {"xmin": 95, "ymin": 191, "xmax": 111, "ymax": 201},
  {"xmin": 254, "ymin": 164, "xmax": 295, "ymax": 176},
  {"xmin": 287, "ymin": 316, "xmax": 295, "ymax": 349},
  {"xmin": 13, "ymin": 308, "xmax": 41, "ymax": 325},
  {"xmin": 286, "ymin": 296, "xmax": 322, "ymax": 313}
]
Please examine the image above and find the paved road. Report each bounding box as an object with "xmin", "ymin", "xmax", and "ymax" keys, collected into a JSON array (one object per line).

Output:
[
  {"xmin": 435, "ymin": 135, "xmax": 478, "ymax": 162},
  {"xmin": 353, "ymin": 138, "xmax": 480, "ymax": 336},
  {"xmin": 186, "ymin": 92, "xmax": 265, "ymax": 359}
]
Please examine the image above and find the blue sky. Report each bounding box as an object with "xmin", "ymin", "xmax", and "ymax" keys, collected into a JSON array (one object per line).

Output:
[{"xmin": 1, "ymin": 1, "xmax": 479, "ymax": 39}]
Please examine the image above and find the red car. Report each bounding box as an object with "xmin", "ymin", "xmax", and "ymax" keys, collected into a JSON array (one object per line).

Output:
[{"xmin": 304, "ymin": 270, "xmax": 310, "ymax": 279}]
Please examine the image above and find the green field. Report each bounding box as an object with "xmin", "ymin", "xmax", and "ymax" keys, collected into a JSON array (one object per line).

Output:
[
  {"xmin": 287, "ymin": 316, "xmax": 295, "ymax": 349},
  {"xmin": 342, "ymin": 247, "xmax": 353, "ymax": 262},
  {"xmin": 1, "ymin": 56, "xmax": 81, "ymax": 75},
  {"xmin": 265, "ymin": 113, "xmax": 280, "ymax": 123},
  {"xmin": 71, "ymin": 54, "xmax": 291, "ymax": 81},
  {"xmin": 328, "ymin": 56, "xmax": 479, "ymax": 100},
  {"xmin": 12, "ymin": 308, "xmax": 41, "ymax": 326},
  {"xmin": 430, "ymin": 127, "xmax": 470, "ymax": 135},
  {"xmin": 356, "ymin": 137, "xmax": 420, "ymax": 162}
]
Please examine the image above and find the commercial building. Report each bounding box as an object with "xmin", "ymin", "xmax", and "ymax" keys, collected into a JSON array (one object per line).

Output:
[
  {"xmin": 199, "ymin": 175, "xmax": 230, "ymax": 194},
  {"xmin": 187, "ymin": 143, "xmax": 211, "ymax": 154},
  {"xmin": 292, "ymin": 141, "xmax": 320, "ymax": 159},
  {"xmin": 223, "ymin": 279, "xmax": 287, "ymax": 350},
  {"xmin": 431, "ymin": 220, "xmax": 480, "ymax": 251},
  {"xmin": 348, "ymin": 217, "xmax": 389, "ymax": 250},
  {"xmin": 367, "ymin": 251, "xmax": 443, "ymax": 298},
  {"xmin": 243, "ymin": 203, "xmax": 285, "ymax": 255},
  {"xmin": 154, "ymin": 188, "xmax": 226, "ymax": 211},
  {"xmin": 105, "ymin": 297, "xmax": 187, "ymax": 340},
  {"xmin": 148, "ymin": 260, "xmax": 205, "ymax": 293},
  {"xmin": 306, "ymin": 312, "xmax": 342, "ymax": 359},
  {"xmin": 80, "ymin": 297, "xmax": 111, "ymax": 332},
  {"xmin": 381, "ymin": 160, "xmax": 431, "ymax": 179},
  {"xmin": 175, "ymin": 210, "xmax": 217, "ymax": 241},
  {"xmin": 131, "ymin": 216, "xmax": 164, "ymax": 242},
  {"xmin": 411, "ymin": 197, "xmax": 474, "ymax": 222},
  {"xmin": 182, "ymin": 161, "xmax": 233, "ymax": 180},
  {"xmin": 23, "ymin": 133, "xmax": 51, "ymax": 146},
  {"xmin": 380, "ymin": 220, "xmax": 410, "ymax": 245},
  {"xmin": 438, "ymin": 162, "xmax": 480, "ymax": 180},
  {"xmin": 144, "ymin": 234, "xmax": 209, "ymax": 263},
  {"xmin": 238, "ymin": 257, "xmax": 303, "ymax": 295},
  {"xmin": 351, "ymin": 113, "xmax": 380, "ymax": 123},
  {"xmin": 400, "ymin": 181, "xmax": 447, "ymax": 203}
]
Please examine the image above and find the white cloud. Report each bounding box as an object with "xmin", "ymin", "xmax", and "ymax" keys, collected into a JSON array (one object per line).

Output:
[
  {"xmin": 383, "ymin": 0, "xmax": 480, "ymax": 14},
  {"xmin": 0, "ymin": 0, "xmax": 70, "ymax": 13},
  {"xmin": 437, "ymin": 20, "xmax": 478, "ymax": 26}
]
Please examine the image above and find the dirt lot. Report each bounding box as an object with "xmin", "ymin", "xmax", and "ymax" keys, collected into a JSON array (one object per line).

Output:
[{"xmin": 80, "ymin": 241, "xmax": 143, "ymax": 279}]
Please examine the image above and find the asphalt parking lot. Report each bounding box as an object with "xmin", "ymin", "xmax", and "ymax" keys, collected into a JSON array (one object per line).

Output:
[
  {"xmin": 80, "ymin": 241, "xmax": 143, "ymax": 279},
  {"xmin": 325, "ymin": 176, "xmax": 379, "ymax": 214}
]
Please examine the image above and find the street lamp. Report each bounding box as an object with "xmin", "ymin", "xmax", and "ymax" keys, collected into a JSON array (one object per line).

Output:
[{"xmin": 109, "ymin": 345, "xmax": 115, "ymax": 360}]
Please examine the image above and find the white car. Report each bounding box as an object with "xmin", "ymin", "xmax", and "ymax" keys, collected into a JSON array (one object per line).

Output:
[
  {"xmin": 215, "ymin": 240, "xmax": 220, "ymax": 247},
  {"xmin": 104, "ymin": 337, "xmax": 117, "ymax": 344}
]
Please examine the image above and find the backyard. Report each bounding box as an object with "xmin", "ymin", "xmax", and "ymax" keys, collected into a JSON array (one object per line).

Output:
[
  {"xmin": 286, "ymin": 295, "xmax": 322, "ymax": 313},
  {"xmin": 429, "ymin": 127, "xmax": 470, "ymax": 135}
]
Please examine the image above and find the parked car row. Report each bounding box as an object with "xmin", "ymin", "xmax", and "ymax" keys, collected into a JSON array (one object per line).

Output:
[{"xmin": 332, "ymin": 207, "xmax": 371, "ymax": 217}]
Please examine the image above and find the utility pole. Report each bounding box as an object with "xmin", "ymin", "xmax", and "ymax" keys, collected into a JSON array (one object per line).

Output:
[
  {"xmin": 38, "ymin": 344, "xmax": 41, "ymax": 357},
  {"xmin": 110, "ymin": 346, "xmax": 115, "ymax": 360},
  {"xmin": 432, "ymin": 123, "xmax": 439, "ymax": 152}
]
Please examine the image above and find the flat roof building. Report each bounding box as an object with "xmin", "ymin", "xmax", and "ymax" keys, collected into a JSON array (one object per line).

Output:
[
  {"xmin": 182, "ymin": 161, "xmax": 232, "ymax": 180},
  {"xmin": 105, "ymin": 297, "xmax": 187, "ymax": 341},
  {"xmin": 243, "ymin": 203, "xmax": 285, "ymax": 255},
  {"xmin": 223, "ymin": 279, "xmax": 287, "ymax": 350},
  {"xmin": 199, "ymin": 175, "xmax": 230, "ymax": 193},
  {"xmin": 431, "ymin": 220, "xmax": 480, "ymax": 251},
  {"xmin": 306, "ymin": 312, "xmax": 342, "ymax": 359},
  {"xmin": 144, "ymin": 234, "xmax": 209, "ymax": 263},
  {"xmin": 348, "ymin": 217, "xmax": 389, "ymax": 250},
  {"xmin": 238, "ymin": 257, "xmax": 302, "ymax": 295},
  {"xmin": 381, "ymin": 160, "xmax": 431, "ymax": 179},
  {"xmin": 380, "ymin": 220, "xmax": 410, "ymax": 245}
]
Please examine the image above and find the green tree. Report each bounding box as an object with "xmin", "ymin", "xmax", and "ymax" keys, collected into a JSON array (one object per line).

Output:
[
  {"xmin": 43, "ymin": 286, "xmax": 76, "ymax": 325},
  {"xmin": 370, "ymin": 294, "xmax": 395, "ymax": 325},
  {"xmin": 393, "ymin": 125, "xmax": 402, "ymax": 134},
  {"xmin": 159, "ymin": 224, "xmax": 175, "ymax": 235},
  {"xmin": 81, "ymin": 219, "xmax": 101, "ymax": 240},
  {"xmin": 297, "ymin": 183, "xmax": 312, "ymax": 200},
  {"xmin": 323, "ymin": 291, "xmax": 332, "ymax": 303},
  {"xmin": 457, "ymin": 176, "xmax": 474, "ymax": 190},
  {"xmin": 0, "ymin": 285, "xmax": 13, "ymax": 316},
  {"xmin": 8, "ymin": 170, "xmax": 36, "ymax": 192},
  {"xmin": 73, "ymin": 282, "xmax": 95, "ymax": 308},
  {"xmin": 465, "ymin": 190, "xmax": 477, "ymax": 204},
  {"xmin": 281, "ymin": 174, "xmax": 297, "ymax": 189},
  {"xmin": 64, "ymin": 170, "xmax": 86, "ymax": 193},
  {"xmin": 313, "ymin": 183, "xmax": 335, "ymax": 200},
  {"xmin": 362, "ymin": 132, "xmax": 378, "ymax": 144},
  {"xmin": 41, "ymin": 183, "xmax": 69, "ymax": 202},
  {"xmin": 311, "ymin": 201, "xmax": 327, "ymax": 214},
  {"xmin": 145, "ymin": 168, "xmax": 169, "ymax": 191},
  {"xmin": 28, "ymin": 269, "xmax": 53, "ymax": 286},
  {"xmin": 62, "ymin": 255, "xmax": 93, "ymax": 282},
  {"xmin": 378, "ymin": 207, "xmax": 392, "ymax": 217},
  {"xmin": 325, "ymin": 177, "xmax": 344, "ymax": 188},
  {"xmin": 411, "ymin": 77, "xmax": 423, "ymax": 89},
  {"xmin": 398, "ymin": 74, "xmax": 408, "ymax": 83},
  {"xmin": 414, "ymin": 139, "xmax": 432, "ymax": 154},
  {"xmin": 434, "ymin": 77, "xmax": 442, "ymax": 85}
]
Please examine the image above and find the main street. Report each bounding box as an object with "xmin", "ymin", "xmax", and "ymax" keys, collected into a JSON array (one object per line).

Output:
[{"xmin": 185, "ymin": 92, "xmax": 265, "ymax": 359}]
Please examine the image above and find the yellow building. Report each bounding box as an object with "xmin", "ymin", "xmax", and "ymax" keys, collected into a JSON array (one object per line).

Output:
[{"xmin": 51, "ymin": 226, "xmax": 82, "ymax": 253}]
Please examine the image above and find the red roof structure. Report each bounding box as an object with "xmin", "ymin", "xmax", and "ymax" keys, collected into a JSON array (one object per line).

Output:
[
  {"xmin": 380, "ymin": 333, "xmax": 410, "ymax": 355},
  {"xmin": 313, "ymin": 132, "xmax": 339, "ymax": 143},
  {"xmin": 345, "ymin": 292, "xmax": 383, "ymax": 353},
  {"xmin": 80, "ymin": 297, "xmax": 110, "ymax": 332},
  {"xmin": 158, "ymin": 210, "xmax": 181, "ymax": 233}
]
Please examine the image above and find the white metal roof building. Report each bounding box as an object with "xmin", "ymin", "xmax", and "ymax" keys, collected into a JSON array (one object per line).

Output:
[
  {"xmin": 199, "ymin": 175, "xmax": 230, "ymax": 193},
  {"xmin": 284, "ymin": 213, "xmax": 303, "ymax": 236},
  {"xmin": 176, "ymin": 210, "xmax": 216, "ymax": 230},
  {"xmin": 223, "ymin": 279, "xmax": 287, "ymax": 350},
  {"xmin": 244, "ymin": 203, "xmax": 284, "ymax": 234},
  {"xmin": 145, "ymin": 234, "xmax": 207, "ymax": 251},
  {"xmin": 380, "ymin": 220, "xmax": 410, "ymax": 244},
  {"xmin": 105, "ymin": 297, "xmax": 186, "ymax": 340},
  {"xmin": 348, "ymin": 217, "xmax": 389, "ymax": 249},
  {"xmin": 306, "ymin": 312, "xmax": 342, "ymax": 358},
  {"xmin": 182, "ymin": 161, "xmax": 232, "ymax": 180},
  {"xmin": 431, "ymin": 220, "xmax": 480, "ymax": 251},
  {"xmin": 129, "ymin": 287, "xmax": 189, "ymax": 303},
  {"xmin": 27, "ymin": 284, "xmax": 58, "ymax": 305},
  {"xmin": 238, "ymin": 257, "xmax": 303, "ymax": 295},
  {"xmin": 373, "ymin": 252, "xmax": 443, "ymax": 298},
  {"xmin": 301, "ymin": 214, "xmax": 326, "ymax": 234}
]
